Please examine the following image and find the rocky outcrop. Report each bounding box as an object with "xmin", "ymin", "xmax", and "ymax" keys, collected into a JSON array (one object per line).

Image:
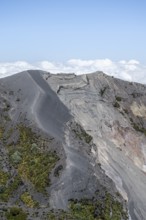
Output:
[{"xmin": 44, "ymin": 71, "xmax": 146, "ymax": 220}]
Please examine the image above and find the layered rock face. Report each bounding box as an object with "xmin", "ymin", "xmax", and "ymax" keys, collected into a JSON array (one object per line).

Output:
[
  {"xmin": 44, "ymin": 71, "xmax": 146, "ymax": 220},
  {"xmin": 0, "ymin": 70, "xmax": 146, "ymax": 219}
]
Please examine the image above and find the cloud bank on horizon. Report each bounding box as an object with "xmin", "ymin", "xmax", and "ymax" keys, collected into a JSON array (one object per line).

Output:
[{"xmin": 0, "ymin": 59, "xmax": 146, "ymax": 84}]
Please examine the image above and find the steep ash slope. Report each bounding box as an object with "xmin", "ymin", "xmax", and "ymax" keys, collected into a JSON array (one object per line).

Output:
[
  {"xmin": 44, "ymin": 71, "xmax": 146, "ymax": 220},
  {"xmin": 0, "ymin": 70, "xmax": 71, "ymax": 219},
  {"xmin": 1, "ymin": 70, "xmax": 71, "ymax": 140}
]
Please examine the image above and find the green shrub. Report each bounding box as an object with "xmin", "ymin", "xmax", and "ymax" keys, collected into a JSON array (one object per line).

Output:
[
  {"xmin": 100, "ymin": 87, "xmax": 107, "ymax": 97},
  {"xmin": 113, "ymin": 101, "xmax": 120, "ymax": 108},
  {"xmin": 11, "ymin": 151, "xmax": 22, "ymax": 164},
  {"xmin": 132, "ymin": 123, "xmax": 146, "ymax": 136},
  {"xmin": 21, "ymin": 192, "xmax": 38, "ymax": 208},
  {"xmin": 115, "ymin": 96, "xmax": 122, "ymax": 102},
  {"xmin": 31, "ymin": 143, "xmax": 39, "ymax": 152},
  {"xmin": 73, "ymin": 124, "xmax": 92, "ymax": 144},
  {"xmin": 5, "ymin": 207, "xmax": 27, "ymax": 220}
]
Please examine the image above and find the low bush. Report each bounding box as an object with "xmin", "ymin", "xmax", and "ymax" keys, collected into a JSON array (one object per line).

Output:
[{"xmin": 6, "ymin": 207, "xmax": 27, "ymax": 220}]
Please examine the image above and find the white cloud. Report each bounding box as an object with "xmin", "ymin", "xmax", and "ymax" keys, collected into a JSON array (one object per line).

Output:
[
  {"xmin": 0, "ymin": 61, "xmax": 36, "ymax": 78},
  {"xmin": 0, "ymin": 59, "xmax": 146, "ymax": 84}
]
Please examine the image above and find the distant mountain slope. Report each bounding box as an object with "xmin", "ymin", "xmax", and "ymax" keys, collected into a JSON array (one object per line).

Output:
[{"xmin": 0, "ymin": 70, "xmax": 146, "ymax": 219}]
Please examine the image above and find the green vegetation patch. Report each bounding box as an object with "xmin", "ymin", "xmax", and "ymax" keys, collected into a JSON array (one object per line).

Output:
[
  {"xmin": 20, "ymin": 192, "xmax": 38, "ymax": 208},
  {"xmin": 5, "ymin": 207, "xmax": 27, "ymax": 220},
  {"xmin": 48, "ymin": 194, "xmax": 128, "ymax": 220},
  {"xmin": 129, "ymin": 118, "xmax": 146, "ymax": 136},
  {"xmin": 18, "ymin": 151, "xmax": 58, "ymax": 192},
  {"xmin": 73, "ymin": 124, "xmax": 92, "ymax": 144},
  {"xmin": 48, "ymin": 210, "xmax": 74, "ymax": 220},
  {"xmin": 113, "ymin": 96, "xmax": 123, "ymax": 109},
  {"xmin": 0, "ymin": 175, "xmax": 22, "ymax": 202},
  {"xmin": 132, "ymin": 122, "xmax": 146, "ymax": 136},
  {"xmin": 8, "ymin": 125, "xmax": 59, "ymax": 192},
  {"xmin": 0, "ymin": 170, "xmax": 9, "ymax": 185}
]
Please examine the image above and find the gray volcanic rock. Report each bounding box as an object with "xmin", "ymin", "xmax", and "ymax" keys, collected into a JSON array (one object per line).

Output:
[
  {"xmin": 0, "ymin": 70, "xmax": 146, "ymax": 219},
  {"xmin": 44, "ymin": 71, "xmax": 146, "ymax": 220}
]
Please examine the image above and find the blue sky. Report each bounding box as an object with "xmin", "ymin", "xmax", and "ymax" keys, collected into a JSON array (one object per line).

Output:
[{"xmin": 0, "ymin": 0, "xmax": 146, "ymax": 63}]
